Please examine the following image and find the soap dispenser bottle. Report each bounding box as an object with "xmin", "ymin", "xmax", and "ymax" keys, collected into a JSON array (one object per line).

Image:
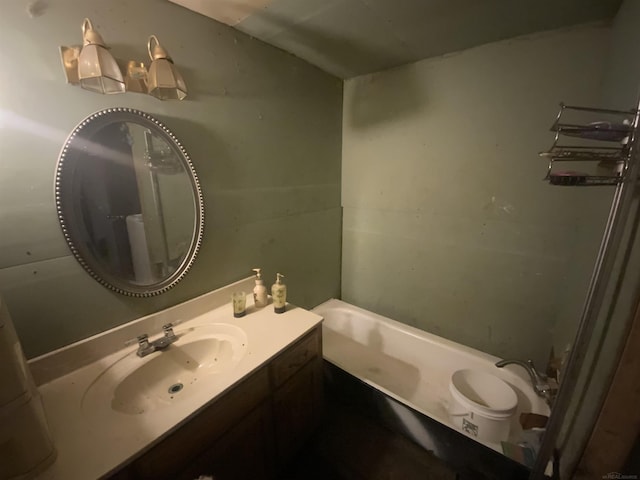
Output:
[
  {"xmin": 271, "ymin": 273, "xmax": 287, "ymax": 314},
  {"xmin": 252, "ymin": 268, "xmax": 268, "ymax": 308}
]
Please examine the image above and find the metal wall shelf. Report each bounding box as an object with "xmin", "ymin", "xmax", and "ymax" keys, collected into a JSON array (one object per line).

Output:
[{"xmin": 540, "ymin": 103, "xmax": 637, "ymax": 186}]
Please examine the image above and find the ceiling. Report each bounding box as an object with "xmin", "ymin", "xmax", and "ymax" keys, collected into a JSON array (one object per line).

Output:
[{"xmin": 170, "ymin": 0, "xmax": 622, "ymax": 78}]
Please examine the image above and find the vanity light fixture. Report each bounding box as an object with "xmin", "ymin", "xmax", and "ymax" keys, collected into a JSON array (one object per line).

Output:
[
  {"xmin": 59, "ymin": 20, "xmax": 187, "ymax": 100},
  {"xmin": 76, "ymin": 18, "xmax": 125, "ymax": 94},
  {"xmin": 146, "ymin": 35, "xmax": 187, "ymax": 100},
  {"xmin": 60, "ymin": 18, "xmax": 125, "ymax": 94}
]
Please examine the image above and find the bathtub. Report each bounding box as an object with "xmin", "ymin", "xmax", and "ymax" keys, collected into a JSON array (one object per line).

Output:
[{"xmin": 313, "ymin": 299, "xmax": 549, "ymax": 472}]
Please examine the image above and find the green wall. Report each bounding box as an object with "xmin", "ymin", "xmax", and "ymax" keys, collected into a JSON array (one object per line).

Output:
[
  {"xmin": 0, "ymin": 0, "xmax": 342, "ymax": 358},
  {"xmin": 341, "ymin": 24, "xmax": 613, "ymax": 368}
]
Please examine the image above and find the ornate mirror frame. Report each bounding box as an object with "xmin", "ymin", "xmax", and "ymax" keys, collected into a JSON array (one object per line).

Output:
[{"xmin": 55, "ymin": 108, "xmax": 205, "ymax": 297}]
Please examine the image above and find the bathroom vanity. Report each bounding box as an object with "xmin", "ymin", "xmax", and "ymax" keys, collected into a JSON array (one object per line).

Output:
[
  {"xmin": 30, "ymin": 278, "xmax": 323, "ymax": 480},
  {"xmin": 110, "ymin": 326, "xmax": 322, "ymax": 479}
]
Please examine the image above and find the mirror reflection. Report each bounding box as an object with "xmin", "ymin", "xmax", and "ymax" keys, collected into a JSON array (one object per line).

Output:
[{"xmin": 56, "ymin": 109, "xmax": 204, "ymax": 296}]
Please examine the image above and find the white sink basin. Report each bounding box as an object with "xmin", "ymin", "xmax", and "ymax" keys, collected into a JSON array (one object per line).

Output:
[{"xmin": 81, "ymin": 324, "xmax": 248, "ymax": 416}]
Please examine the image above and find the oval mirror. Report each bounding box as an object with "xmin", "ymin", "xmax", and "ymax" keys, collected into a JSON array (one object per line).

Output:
[{"xmin": 55, "ymin": 108, "xmax": 204, "ymax": 297}]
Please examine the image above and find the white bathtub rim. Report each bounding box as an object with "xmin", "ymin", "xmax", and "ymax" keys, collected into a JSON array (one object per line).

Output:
[
  {"xmin": 314, "ymin": 298, "xmax": 539, "ymax": 389},
  {"xmin": 316, "ymin": 299, "xmax": 501, "ymax": 361}
]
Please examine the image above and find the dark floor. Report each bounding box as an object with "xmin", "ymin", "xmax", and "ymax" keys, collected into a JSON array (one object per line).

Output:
[
  {"xmin": 280, "ymin": 445, "xmax": 347, "ymax": 480},
  {"xmin": 280, "ymin": 398, "xmax": 456, "ymax": 480}
]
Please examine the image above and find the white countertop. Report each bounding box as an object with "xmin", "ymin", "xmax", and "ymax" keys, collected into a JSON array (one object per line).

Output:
[{"xmin": 33, "ymin": 279, "xmax": 322, "ymax": 480}]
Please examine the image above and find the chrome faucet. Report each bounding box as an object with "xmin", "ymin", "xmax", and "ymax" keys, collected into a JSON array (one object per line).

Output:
[
  {"xmin": 130, "ymin": 323, "xmax": 179, "ymax": 357},
  {"xmin": 134, "ymin": 334, "xmax": 156, "ymax": 357},
  {"xmin": 495, "ymin": 359, "xmax": 558, "ymax": 407}
]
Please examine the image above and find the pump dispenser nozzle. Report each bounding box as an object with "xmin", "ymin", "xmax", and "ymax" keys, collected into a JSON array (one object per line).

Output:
[{"xmin": 253, "ymin": 268, "xmax": 262, "ymax": 279}]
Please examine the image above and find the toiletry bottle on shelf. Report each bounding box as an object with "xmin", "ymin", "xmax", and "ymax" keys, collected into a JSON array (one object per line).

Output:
[
  {"xmin": 271, "ymin": 273, "xmax": 287, "ymax": 314},
  {"xmin": 252, "ymin": 268, "xmax": 268, "ymax": 308}
]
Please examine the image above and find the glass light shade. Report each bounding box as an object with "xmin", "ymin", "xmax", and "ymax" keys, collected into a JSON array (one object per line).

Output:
[
  {"xmin": 147, "ymin": 59, "xmax": 187, "ymax": 100},
  {"xmin": 77, "ymin": 18, "xmax": 125, "ymax": 95},
  {"xmin": 147, "ymin": 35, "xmax": 187, "ymax": 100},
  {"xmin": 78, "ymin": 44, "xmax": 125, "ymax": 94}
]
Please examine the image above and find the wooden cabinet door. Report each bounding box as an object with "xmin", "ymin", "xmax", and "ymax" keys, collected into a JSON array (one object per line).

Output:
[
  {"xmin": 177, "ymin": 403, "xmax": 275, "ymax": 480},
  {"xmin": 272, "ymin": 357, "xmax": 323, "ymax": 465},
  {"xmin": 110, "ymin": 368, "xmax": 270, "ymax": 480}
]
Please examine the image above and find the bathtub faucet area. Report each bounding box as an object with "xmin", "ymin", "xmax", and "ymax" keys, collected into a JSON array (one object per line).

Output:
[{"xmin": 495, "ymin": 359, "xmax": 558, "ymax": 407}]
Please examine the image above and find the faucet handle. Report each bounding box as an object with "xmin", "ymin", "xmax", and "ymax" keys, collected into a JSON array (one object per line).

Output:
[
  {"xmin": 162, "ymin": 318, "xmax": 186, "ymax": 335},
  {"xmin": 125, "ymin": 333, "xmax": 150, "ymax": 347},
  {"xmin": 162, "ymin": 323, "xmax": 175, "ymax": 338}
]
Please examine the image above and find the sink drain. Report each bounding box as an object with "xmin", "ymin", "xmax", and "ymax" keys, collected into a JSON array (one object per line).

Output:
[{"xmin": 168, "ymin": 383, "xmax": 184, "ymax": 394}]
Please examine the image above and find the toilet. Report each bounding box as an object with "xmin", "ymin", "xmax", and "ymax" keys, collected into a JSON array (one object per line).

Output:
[{"xmin": 0, "ymin": 297, "xmax": 56, "ymax": 480}]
